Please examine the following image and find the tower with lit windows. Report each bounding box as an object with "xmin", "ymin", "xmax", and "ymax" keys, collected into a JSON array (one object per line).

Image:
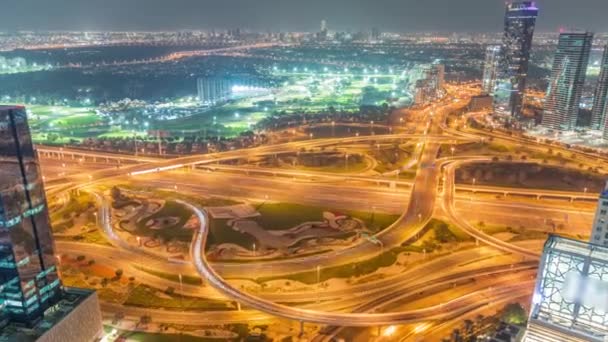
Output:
[
  {"xmin": 493, "ymin": 1, "xmax": 538, "ymax": 118},
  {"xmin": 0, "ymin": 106, "xmax": 102, "ymax": 341},
  {"xmin": 541, "ymin": 32, "xmax": 594, "ymax": 131},
  {"xmin": 482, "ymin": 45, "xmax": 501, "ymax": 95},
  {"xmin": 0, "ymin": 105, "xmax": 62, "ymax": 325},
  {"xmin": 591, "ymin": 45, "xmax": 608, "ymax": 141}
]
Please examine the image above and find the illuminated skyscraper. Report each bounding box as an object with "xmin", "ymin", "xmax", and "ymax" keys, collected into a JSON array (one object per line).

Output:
[
  {"xmin": 0, "ymin": 106, "xmax": 102, "ymax": 341},
  {"xmin": 542, "ymin": 32, "xmax": 593, "ymax": 131},
  {"xmin": 591, "ymin": 45, "xmax": 608, "ymax": 131},
  {"xmin": 494, "ymin": 1, "xmax": 538, "ymax": 118},
  {"xmin": 482, "ymin": 45, "xmax": 501, "ymax": 95},
  {"xmin": 318, "ymin": 19, "xmax": 328, "ymax": 41},
  {"xmin": 0, "ymin": 106, "xmax": 62, "ymax": 325}
]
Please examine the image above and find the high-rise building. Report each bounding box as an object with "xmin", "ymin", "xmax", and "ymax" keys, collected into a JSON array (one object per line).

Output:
[
  {"xmin": 318, "ymin": 19, "xmax": 328, "ymax": 41},
  {"xmin": 494, "ymin": 1, "xmax": 538, "ymax": 118},
  {"xmin": 0, "ymin": 106, "xmax": 62, "ymax": 325},
  {"xmin": 371, "ymin": 27, "xmax": 381, "ymax": 41},
  {"xmin": 482, "ymin": 45, "xmax": 501, "ymax": 95},
  {"xmin": 412, "ymin": 64, "xmax": 445, "ymax": 106},
  {"xmin": 592, "ymin": 45, "xmax": 608, "ymax": 131},
  {"xmin": 197, "ymin": 77, "xmax": 232, "ymax": 105},
  {"xmin": 525, "ymin": 235, "xmax": 608, "ymax": 342},
  {"xmin": 433, "ymin": 63, "xmax": 445, "ymax": 89},
  {"xmin": 590, "ymin": 181, "xmax": 608, "ymax": 246},
  {"xmin": 542, "ymin": 32, "xmax": 594, "ymax": 131},
  {"xmin": 0, "ymin": 105, "xmax": 102, "ymax": 341}
]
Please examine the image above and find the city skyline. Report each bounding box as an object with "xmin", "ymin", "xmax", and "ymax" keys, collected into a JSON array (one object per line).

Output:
[
  {"xmin": 4, "ymin": 0, "xmax": 608, "ymax": 32},
  {"xmin": 4, "ymin": 1, "xmax": 608, "ymax": 341}
]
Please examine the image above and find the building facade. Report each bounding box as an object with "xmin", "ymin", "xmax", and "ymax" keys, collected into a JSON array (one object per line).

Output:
[
  {"xmin": 0, "ymin": 105, "xmax": 62, "ymax": 327},
  {"xmin": 197, "ymin": 77, "xmax": 232, "ymax": 105},
  {"xmin": 525, "ymin": 235, "xmax": 608, "ymax": 342},
  {"xmin": 0, "ymin": 106, "xmax": 102, "ymax": 341},
  {"xmin": 592, "ymin": 45, "xmax": 608, "ymax": 134},
  {"xmin": 482, "ymin": 45, "xmax": 501, "ymax": 95},
  {"xmin": 494, "ymin": 1, "xmax": 538, "ymax": 118},
  {"xmin": 590, "ymin": 181, "xmax": 608, "ymax": 246},
  {"xmin": 541, "ymin": 32, "xmax": 594, "ymax": 131},
  {"xmin": 413, "ymin": 63, "xmax": 445, "ymax": 106}
]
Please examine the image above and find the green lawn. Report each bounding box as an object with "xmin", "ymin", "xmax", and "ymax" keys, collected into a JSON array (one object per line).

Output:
[
  {"xmin": 296, "ymin": 161, "xmax": 369, "ymax": 173},
  {"xmin": 206, "ymin": 219, "xmax": 257, "ymax": 250},
  {"xmin": 204, "ymin": 203, "xmax": 399, "ymax": 251},
  {"xmin": 254, "ymin": 202, "xmax": 399, "ymax": 233},
  {"xmin": 425, "ymin": 218, "xmax": 472, "ymax": 242},
  {"xmin": 255, "ymin": 245, "xmax": 419, "ymax": 284},
  {"xmin": 106, "ymin": 328, "xmax": 240, "ymax": 342},
  {"xmin": 54, "ymin": 229, "xmax": 112, "ymax": 246},
  {"xmin": 124, "ymin": 284, "xmax": 235, "ymax": 311},
  {"xmin": 134, "ymin": 266, "xmax": 203, "ymax": 286},
  {"xmin": 50, "ymin": 192, "xmax": 95, "ymax": 223},
  {"xmin": 133, "ymin": 201, "xmax": 194, "ymax": 242}
]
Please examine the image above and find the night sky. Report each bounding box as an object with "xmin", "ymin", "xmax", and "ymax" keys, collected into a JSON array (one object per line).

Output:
[{"xmin": 4, "ymin": 0, "xmax": 608, "ymax": 33}]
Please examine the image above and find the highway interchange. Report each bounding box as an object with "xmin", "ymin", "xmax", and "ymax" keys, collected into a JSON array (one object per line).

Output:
[{"xmin": 39, "ymin": 84, "xmax": 607, "ymax": 340}]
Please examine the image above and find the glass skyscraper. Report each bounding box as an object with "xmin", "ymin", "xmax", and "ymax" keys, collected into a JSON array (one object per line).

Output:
[
  {"xmin": 591, "ymin": 45, "xmax": 608, "ymax": 132},
  {"xmin": 0, "ymin": 105, "xmax": 62, "ymax": 327},
  {"xmin": 494, "ymin": 1, "xmax": 538, "ymax": 119},
  {"xmin": 542, "ymin": 32, "xmax": 594, "ymax": 131},
  {"xmin": 482, "ymin": 45, "xmax": 501, "ymax": 95}
]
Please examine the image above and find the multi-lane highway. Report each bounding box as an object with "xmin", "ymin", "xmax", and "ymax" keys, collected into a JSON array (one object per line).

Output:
[{"xmin": 41, "ymin": 83, "xmax": 606, "ymax": 339}]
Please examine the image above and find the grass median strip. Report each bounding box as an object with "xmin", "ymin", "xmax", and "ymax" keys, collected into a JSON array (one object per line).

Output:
[{"xmin": 124, "ymin": 284, "xmax": 235, "ymax": 311}]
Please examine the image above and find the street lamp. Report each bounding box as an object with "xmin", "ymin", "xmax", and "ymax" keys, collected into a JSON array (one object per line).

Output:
[
  {"xmin": 178, "ymin": 273, "xmax": 184, "ymax": 309},
  {"xmin": 383, "ymin": 325, "xmax": 396, "ymax": 337},
  {"xmin": 316, "ymin": 265, "xmax": 321, "ymax": 304}
]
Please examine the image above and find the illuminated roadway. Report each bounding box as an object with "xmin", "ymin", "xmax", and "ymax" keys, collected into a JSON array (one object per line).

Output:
[
  {"xmin": 187, "ymin": 199, "xmax": 537, "ymax": 326},
  {"xmin": 44, "ymin": 84, "xmax": 593, "ymax": 331}
]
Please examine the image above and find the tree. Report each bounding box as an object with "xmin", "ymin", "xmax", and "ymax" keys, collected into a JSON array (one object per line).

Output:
[
  {"xmin": 115, "ymin": 269, "xmax": 123, "ymax": 279},
  {"xmin": 501, "ymin": 303, "xmax": 527, "ymax": 325},
  {"xmin": 76, "ymin": 255, "xmax": 86, "ymax": 262},
  {"xmin": 111, "ymin": 186, "xmax": 122, "ymax": 201}
]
